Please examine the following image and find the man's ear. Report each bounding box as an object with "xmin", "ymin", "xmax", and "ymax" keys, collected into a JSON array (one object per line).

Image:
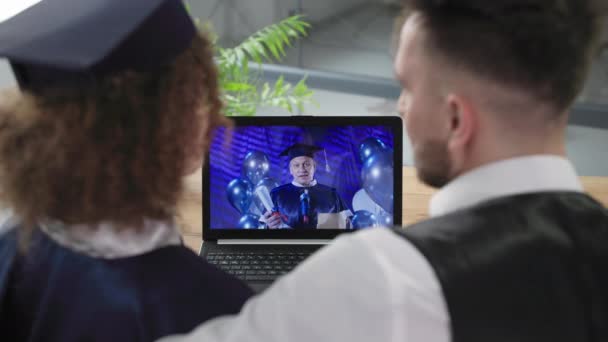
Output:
[{"xmin": 446, "ymin": 94, "xmax": 477, "ymax": 153}]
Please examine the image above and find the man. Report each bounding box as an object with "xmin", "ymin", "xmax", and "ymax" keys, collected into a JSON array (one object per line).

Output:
[
  {"xmin": 162, "ymin": 0, "xmax": 607, "ymax": 341},
  {"xmin": 263, "ymin": 143, "xmax": 352, "ymax": 229}
]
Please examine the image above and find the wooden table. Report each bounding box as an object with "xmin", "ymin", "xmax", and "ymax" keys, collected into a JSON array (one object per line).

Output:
[{"xmin": 178, "ymin": 167, "xmax": 608, "ymax": 252}]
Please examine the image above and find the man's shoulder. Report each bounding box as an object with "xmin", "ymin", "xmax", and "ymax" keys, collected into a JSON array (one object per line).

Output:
[
  {"xmin": 316, "ymin": 228, "xmax": 422, "ymax": 264},
  {"xmin": 270, "ymin": 183, "xmax": 294, "ymax": 196},
  {"xmin": 312, "ymin": 183, "xmax": 336, "ymax": 193},
  {"xmin": 396, "ymin": 191, "xmax": 608, "ymax": 250}
]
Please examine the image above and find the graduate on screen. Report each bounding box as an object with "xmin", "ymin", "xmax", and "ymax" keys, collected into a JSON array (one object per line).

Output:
[{"xmin": 262, "ymin": 144, "xmax": 352, "ymax": 229}]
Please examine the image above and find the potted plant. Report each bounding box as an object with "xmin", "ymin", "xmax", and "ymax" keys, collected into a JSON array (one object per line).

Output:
[{"xmin": 201, "ymin": 14, "xmax": 315, "ymax": 116}]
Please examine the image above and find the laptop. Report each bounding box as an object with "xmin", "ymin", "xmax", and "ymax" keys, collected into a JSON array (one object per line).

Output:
[{"xmin": 201, "ymin": 116, "xmax": 403, "ymax": 292}]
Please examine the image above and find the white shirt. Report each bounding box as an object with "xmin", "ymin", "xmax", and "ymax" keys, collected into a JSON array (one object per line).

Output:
[
  {"xmin": 0, "ymin": 211, "xmax": 182, "ymax": 259},
  {"xmin": 40, "ymin": 219, "xmax": 182, "ymax": 259},
  {"xmin": 160, "ymin": 155, "xmax": 583, "ymax": 342}
]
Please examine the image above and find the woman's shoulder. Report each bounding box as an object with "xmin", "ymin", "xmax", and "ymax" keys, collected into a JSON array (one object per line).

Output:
[
  {"xmin": 128, "ymin": 245, "xmax": 254, "ymax": 297},
  {"xmin": 0, "ymin": 228, "xmax": 251, "ymax": 299},
  {"xmin": 0, "ymin": 233, "xmax": 253, "ymax": 339}
]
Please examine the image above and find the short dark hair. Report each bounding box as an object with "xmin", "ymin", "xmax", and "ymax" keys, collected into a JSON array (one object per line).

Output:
[{"xmin": 404, "ymin": 0, "xmax": 603, "ymax": 112}]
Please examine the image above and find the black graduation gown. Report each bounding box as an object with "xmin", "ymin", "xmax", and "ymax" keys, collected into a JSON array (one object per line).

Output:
[
  {"xmin": 270, "ymin": 183, "xmax": 350, "ymax": 229},
  {"xmin": 394, "ymin": 192, "xmax": 608, "ymax": 342},
  {"xmin": 0, "ymin": 228, "xmax": 253, "ymax": 342}
]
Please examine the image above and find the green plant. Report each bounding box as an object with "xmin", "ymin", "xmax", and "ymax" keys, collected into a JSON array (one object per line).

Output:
[{"xmin": 205, "ymin": 15, "xmax": 315, "ymax": 116}]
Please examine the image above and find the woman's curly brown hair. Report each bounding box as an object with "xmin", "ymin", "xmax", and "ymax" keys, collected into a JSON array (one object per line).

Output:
[{"xmin": 0, "ymin": 32, "xmax": 227, "ymax": 232}]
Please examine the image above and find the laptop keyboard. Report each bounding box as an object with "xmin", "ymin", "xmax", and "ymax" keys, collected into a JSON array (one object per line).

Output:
[{"xmin": 206, "ymin": 251, "xmax": 312, "ymax": 282}]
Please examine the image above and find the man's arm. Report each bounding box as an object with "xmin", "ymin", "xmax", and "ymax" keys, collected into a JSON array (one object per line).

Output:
[
  {"xmin": 158, "ymin": 229, "xmax": 450, "ymax": 342},
  {"xmin": 160, "ymin": 232, "xmax": 396, "ymax": 342}
]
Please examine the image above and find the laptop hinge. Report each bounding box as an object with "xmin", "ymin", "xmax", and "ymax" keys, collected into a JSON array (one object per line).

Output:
[{"xmin": 217, "ymin": 239, "xmax": 331, "ymax": 245}]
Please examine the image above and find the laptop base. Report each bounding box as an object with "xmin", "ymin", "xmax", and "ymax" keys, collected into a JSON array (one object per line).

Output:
[{"xmin": 201, "ymin": 242, "xmax": 323, "ymax": 292}]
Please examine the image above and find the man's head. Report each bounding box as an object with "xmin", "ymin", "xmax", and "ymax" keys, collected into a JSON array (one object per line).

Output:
[
  {"xmin": 289, "ymin": 156, "xmax": 317, "ymax": 186},
  {"xmin": 396, "ymin": 0, "xmax": 603, "ymax": 187},
  {"xmin": 280, "ymin": 144, "xmax": 323, "ymax": 186}
]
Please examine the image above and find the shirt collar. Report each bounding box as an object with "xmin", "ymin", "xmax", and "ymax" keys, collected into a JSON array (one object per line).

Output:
[
  {"xmin": 41, "ymin": 218, "xmax": 182, "ymax": 259},
  {"xmin": 429, "ymin": 155, "xmax": 583, "ymax": 217},
  {"xmin": 292, "ymin": 179, "xmax": 318, "ymax": 187}
]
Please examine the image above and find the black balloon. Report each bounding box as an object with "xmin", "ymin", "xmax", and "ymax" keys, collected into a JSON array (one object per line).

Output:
[
  {"xmin": 243, "ymin": 151, "xmax": 270, "ymax": 186},
  {"xmin": 359, "ymin": 137, "xmax": 387, "ymax": 163},
  {"xmin": 362, "ymin": 149, "xmax": 394, "ymax": 214},
  {"xmin": 238, "ymin": 214, "xmax": 260, "ymax": 229},
  {"xmin": 351, "ymin": 210, "xmax": 377, "ymax": 229},
  {"xmin": 226, "ymin": 178, "xmax": 253, "ymax": 214}
]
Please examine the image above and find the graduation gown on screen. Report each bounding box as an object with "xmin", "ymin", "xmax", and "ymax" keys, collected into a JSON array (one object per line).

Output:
[
  {"xmin": 0, "ymin": 226, "xmax": 253, "ymax": 342},
  {"xmin": 394, "ymin": 192, "xmax": 608, "ymax": 342},
  {"xmin": 270, "ymin": 183, "xmax": 351, "ymax": 229}
]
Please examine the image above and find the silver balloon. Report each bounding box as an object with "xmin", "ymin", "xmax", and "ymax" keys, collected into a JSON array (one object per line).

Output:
[
  {"xmin": 361, "ymin": 149, "xmax": 394, "ymax": 214},
  {"xmin": 376, "ymin": 210, "xmax": 393, "ymax": 227},
  {"xmin": 243, "ymin": 151, "xmax": 270, "ymax": 186}
]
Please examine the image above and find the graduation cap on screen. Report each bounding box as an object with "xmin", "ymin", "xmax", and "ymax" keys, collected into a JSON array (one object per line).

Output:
[
  {"xmin": 280, "ymin": 143, "xmax": 331, "ymax": 172},
  {"xmin": 0, "ymin": 0, "xmax": 196, "ymax": 90}
]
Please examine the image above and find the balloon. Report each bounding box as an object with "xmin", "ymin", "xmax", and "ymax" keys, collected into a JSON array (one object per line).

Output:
[
  {"xmin": 352, "ymin": 188, "xmax": 377, "ymax": 213},
  {"xmin": 226, "ymin": 178, "xmax": 253, "ymax": 214},
  {"xmin": 252, "ymin": 177, "xmax": 280, "ymax": 213},
  {"xmin": 359, "ymin": 137, "xmax": 387, "ymax": 163},
  {"xmin": 243, "ymin": 151, "xmax": 270, "ymax": 186},
  {"xmin": 351, "ymin": 210, "xmax": 377, "ymax": 229},
  {"xmin": 362, "ymin": 149, "xmax": 394, "ymax": 214},
  {"xmin": 376, "ymin": 210, "xmax": 393, "ymax": 227},
  {"xmin": 238, "ymin": 214, "xmax": 261, "ymax": 229},
  {"xmin": 248, "ymin": 202, "xmax": 262, "ymax": 216}
]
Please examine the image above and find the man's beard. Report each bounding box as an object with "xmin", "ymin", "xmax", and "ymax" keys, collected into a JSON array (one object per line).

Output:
[{"xmin": 414, "ymin": 139, "xmax": 453, "ymax": 188}]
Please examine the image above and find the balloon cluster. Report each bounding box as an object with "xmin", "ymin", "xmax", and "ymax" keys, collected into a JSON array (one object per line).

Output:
[
  {"xmin": 226, "ymin": 151, "xmax": 279, "ymax": 228},
  {"xmin": 353, "ymin": 137, "xmax": 394, "ymax": 228}
]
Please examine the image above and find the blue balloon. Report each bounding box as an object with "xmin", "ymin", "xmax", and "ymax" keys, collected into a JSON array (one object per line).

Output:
[
  {"xmin": 351, "ymin": 210, "xmax": 377, "ymax": 229},
  {"xmin": 362, "ymin": 149, "xmax": 394, "ymax": 214},
  {"xmin": 252, "ymin": 177, "xmax": 280, "ymax": 213},
  {"xmin": 243, "ymin": 151, "xmax": 270, "ymax": 186},
  {"xmin": 238, "ymin": 214, "xmax": 261, "ymax": 229},
  {"xmin": 226, "ymin": 178, "xmax": 253, "ymax": 214},
  {"xmin": 359, "ymin": 137, "xmax": 387, "ymax": 163}
]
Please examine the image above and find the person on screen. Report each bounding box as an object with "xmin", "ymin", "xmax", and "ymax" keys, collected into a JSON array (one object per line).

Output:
[
  {"xmin": 262, "ymin": 144, "xmax": 352, "ymax": 229},
  {"xmin": 160, "ymin": 0, "xmax": 608, "ymax": 341},
  {"xmin": 0, "ymin": 0, "xmax": 252, "ymax": 341}
]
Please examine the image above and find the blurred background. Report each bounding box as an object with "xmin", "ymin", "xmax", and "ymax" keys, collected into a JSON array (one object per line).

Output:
[{"xmin": 1, "ymin": 0, "xmax": 607, "ymax": 175}]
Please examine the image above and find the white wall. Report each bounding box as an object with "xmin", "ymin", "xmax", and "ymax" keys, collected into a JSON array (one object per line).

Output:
[
  {"xmin": 188, "ymin": 0, "xmax": 279, "ymax": 45},
  {"xmin": 188, "ymin": 0, "xmax": 376, "ymax": 45},
  {"xmin": 299, "ymin": 0, "xmax": 369, "ymax": 24},
  {"xmin": 187, "ymin": 0, "xmax": 228, "ymax": 41},
  {"xmin": 0, "ymin": 59, "xmax": 15, "ymax": 88}
]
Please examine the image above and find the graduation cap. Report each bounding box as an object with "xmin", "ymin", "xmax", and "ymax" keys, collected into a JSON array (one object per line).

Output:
[
  {"xmin": 280, "ymin": 143, "xmax": 331, "ymax": 172},
  {"xmin": 0, "ymin": 0, "xmax": 196, "ymax": 90}
]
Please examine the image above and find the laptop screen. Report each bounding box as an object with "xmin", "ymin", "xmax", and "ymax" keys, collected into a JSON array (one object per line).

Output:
[{"xmin": 205, "ymin": 117, "xmax": 402, "ymax": 235}]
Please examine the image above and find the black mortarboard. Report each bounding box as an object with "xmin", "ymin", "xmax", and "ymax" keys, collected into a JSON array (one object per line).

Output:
[
  {"xmin": 279, "ymin": 144, "xmax": 323, "ymax": 161},
  {"xmin": 0, "ymin": 0, "xmax": 196, "ymax": 89}
]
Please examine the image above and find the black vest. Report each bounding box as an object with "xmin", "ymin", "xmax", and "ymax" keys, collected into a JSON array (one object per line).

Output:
[{"xmin": 395, "ymin": 192, "xmax": 608, "ymax": 342}]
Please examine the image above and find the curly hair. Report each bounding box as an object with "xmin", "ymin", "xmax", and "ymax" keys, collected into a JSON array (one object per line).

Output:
[
  {"xmin": 0, "ymin": 32, "xmax": 227, "ymax": 232},
  {"xmin": 403, "ymin": 0, "xmax": 604, "ymax": 113}
]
